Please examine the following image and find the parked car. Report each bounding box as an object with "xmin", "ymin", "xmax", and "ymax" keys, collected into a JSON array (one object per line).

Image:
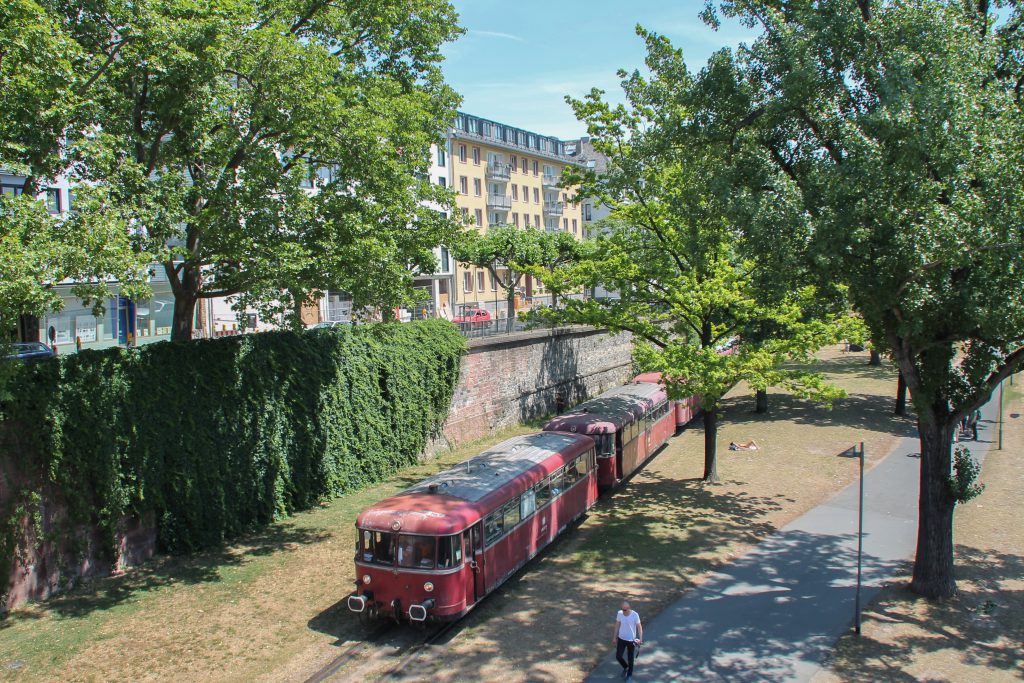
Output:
[
  {"xmin": 312, "ymin": 320, "xmax": 351, "ymax": 329},
  {"xmin": 3, "ymin": 342, "xmax": 55, "ymax": 361},
  {"xmin": 452, "ymin": 308, "xmax": 492, "ymax": 329}
]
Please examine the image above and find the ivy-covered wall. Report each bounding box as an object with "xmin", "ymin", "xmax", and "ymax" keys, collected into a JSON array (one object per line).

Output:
[{"xmin": 0, "ymin": 320, "xmax": 464, "ymax": 601}]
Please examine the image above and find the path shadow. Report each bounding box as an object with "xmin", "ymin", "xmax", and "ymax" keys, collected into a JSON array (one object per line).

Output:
[{"xmin": 0, "ymin": 521, "xmax": 331, "ymax": 624}]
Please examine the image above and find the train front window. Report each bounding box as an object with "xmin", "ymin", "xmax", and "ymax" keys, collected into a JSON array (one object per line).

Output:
[
  {"xmin": 437, "ymin": 534, "xmax": 463, "ymax": 569},
  {"xmin": 397, "ymin": 534, "xmax": 436, "ymax": 569},
  {"xmin": 361, "ymin": 530, "xmax": 395, "ymax": 566},
  {"xmin": 597, "ymin": 433, "xmax": 614, "ymax": 456}
]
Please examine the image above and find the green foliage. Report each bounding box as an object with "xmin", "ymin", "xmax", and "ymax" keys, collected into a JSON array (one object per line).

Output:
[
  {"xmin": 0, "ymin": 321, "xmax": 463, "ymax": 580},
  {"xmin": 3, "ymin": 0, "xmax": 467, "ymax": 339},
  {"xmin": 540, "ymin": 29, "xmax": 855, "ymax": 481},
  {"xmin": 947, "ymin": 447, "xmax": 985, "ymax": 504}
]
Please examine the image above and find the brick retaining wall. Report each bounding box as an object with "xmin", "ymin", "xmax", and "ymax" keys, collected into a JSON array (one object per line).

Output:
[{"xmin": 439, "ymin": 327, "xmax": 633, "ymax": 446}]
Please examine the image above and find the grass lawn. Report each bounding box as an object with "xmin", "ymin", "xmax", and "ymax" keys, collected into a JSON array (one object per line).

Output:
[
  {"xmin": 0, "ymin": 347, "xmax": 910, "ymax": 682},
  {"xmin": 812, "ymin": 382, "xmax": 1024, "ymax": 683}
]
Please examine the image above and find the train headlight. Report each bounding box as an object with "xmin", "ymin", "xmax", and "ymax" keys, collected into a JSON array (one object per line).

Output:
[
  {"xmin": 362, "ymin": 574, "xmax": 372, "ymax": 585},
  {"xmin": 423, "ymin": 581, "xmax": 434, "ymax": 593}
]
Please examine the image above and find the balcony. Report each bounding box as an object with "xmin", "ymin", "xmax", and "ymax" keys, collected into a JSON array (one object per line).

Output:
[
  {"xmin": 542, "ymin": 173, "xmax": 561, "ymax": 188},
  {"xmin": 486, "ymin": 163, "xmax": 512, "ymax": 181},
  {"xmin": 487, "ymin": 193, "xmax": 512, "ymax": 211},
  {"xmin": 543, "ymin": 200, "xmax": 563, "ymax": 216}
]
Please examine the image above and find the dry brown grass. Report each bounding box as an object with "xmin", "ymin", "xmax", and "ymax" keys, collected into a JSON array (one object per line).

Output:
[
  {"xmin": 0, "ymin": 347, "xmax": 917, "ymax": 683},
  {"xmin": 811, "ymin": 384, "xmax": 1024, "ymax": 683}
]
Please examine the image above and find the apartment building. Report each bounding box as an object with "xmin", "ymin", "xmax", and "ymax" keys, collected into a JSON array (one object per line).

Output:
[{"xmin": 448, "ymin": 112, "xmax": 583, "ymax": 316}]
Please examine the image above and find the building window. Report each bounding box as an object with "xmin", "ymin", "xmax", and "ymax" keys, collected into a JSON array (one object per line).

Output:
[
  {"xmin": 477, "ymin": 271, "xmax": 485, "ymax": 291},
  {"xmin": 521, "ymin": 158, "xmax": 528, "ymax": 173},
  {"xmin": 472, "ymin": 147, "xmax": 480, "ymax": 165},
  {"xmin": 524, "ymin": 214, "xmax": 530, "ymax": 227},
  {"xmin": 475, "ymin": 208, "xmax": 483, "ymax": 225},
  {"xmin": 533, "ymin": 188, "xmax": 539, "ymax": 203},
  {"xmin": 458, "ymin": 144, "xmax": 466, "ymax": 162},
  {"xmin": 459, "ymin": 176, "xmax": 468, "ymax": 194},
  {"xmin": 563, "ymin": 218, "xmax": 569, "ymax": 231},
  {"xmin": 532, "ymin": 160, "xmax": 539, "ymax": 176},
  {"xmin": 473, "ymin": 178, "xmax": 482, "ymax": 196},
  {"xmin": 512, "ymin": 213, "xmax": 519, "ymax": 226},
  {"xmin": 461, "ymin": 207, "xmax": 469, "ymax": 221},
  {"xmin": 572, "ymin": 219, "xmax": 578, "ymax": 234},
  {"xmin": 437, "ymin": 148, "xmax": 446, "ymax": 167},
  {"xmin": 464, "ymin": 272, "xmax": 473, "ymax": 292},
  {"xmin": 511, "ymin": 185, "xmax": 518, "ymax": 201},
  {"xmin": 490, "ymin": 272, "xmax": 498, "ymax": 291},
  {"xmin": 510, "ymin": 155, "xmax": 517, "ymax": 171},
  {"xmin": 522, "ymin": 184, "xmax": 529, "ymax": 201},
  {"xmin": 482, "ymin": 122, "xmax": 491, "ymax": 138},
  {"xmin": 45, "ymin": 188, "xmax": 61, "ymax": 214},
  {"xmin": 535, "ymin": 214, "xmax": 541, "ymax": 227},
  {"xmin": 1, "ymin": 183, "xmax": 24, "ymax": 197},
  {"xmin": 438, "ymin": 177, "xmax": 446, "ymax": 188},
  {"xmin": 584, "ymin": 204, "xmax": 593, "ymax": 221},
  {"xmin": 441, "ymin": 247, "xmax": 450, "ymax": 272}
]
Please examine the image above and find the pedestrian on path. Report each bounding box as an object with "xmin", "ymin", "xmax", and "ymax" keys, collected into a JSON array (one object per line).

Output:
[{"xmin": 612, "ymin": 600, "xmax": 643, "ymax": 682}]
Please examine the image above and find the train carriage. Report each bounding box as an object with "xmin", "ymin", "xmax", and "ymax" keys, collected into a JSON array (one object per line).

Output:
[
  {"xmin": 633, "ymin": 372, "xmax": 702, "ymax": 429},
  {"xmin": 348, "ymin": 432, "xmax": 597, "ymax": 623},
  {"xmin": 542, "ymin": 382, "xmax": 674, "ymax": 490}
]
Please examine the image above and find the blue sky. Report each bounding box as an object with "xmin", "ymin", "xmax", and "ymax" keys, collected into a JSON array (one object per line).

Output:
[{"xmin": 442, "ymin": 0, "xmax": 758, "ymax": 139}]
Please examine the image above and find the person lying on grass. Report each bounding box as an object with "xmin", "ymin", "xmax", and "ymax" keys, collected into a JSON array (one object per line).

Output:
[{"xmin": 729, "ymin": 440, "xmax": 759, "ymax": 451}]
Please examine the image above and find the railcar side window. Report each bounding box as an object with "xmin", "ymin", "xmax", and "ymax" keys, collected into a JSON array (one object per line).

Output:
[
  {"xmin": 362, "ymin": 530, "xmax": 395, "ymax": 565},
  {"xmin": 485, "ymin": 512, "xmax": 504, "ymax": 545},
  {"xmin": 535, "ymin": 480, "xmax": 552, "ymax": 508},
  {"xmin": 576, "ymin": 454, "xmax": 588, "ymax": 477},
  {"xmin": 397, "ymin": 534, "xmax": 436, "ymax": 569},
  {"xmin": 504, "ymin": 499, "xmax": 521, "ymax": 530},
  {"xmin": 563, "ymin": 461, "xmax": 579, "ymax": 487},
  {"xmin": 521, "ymin": 489, "xmax": 537, "ymax": 519},
  {"xmin": 550, "ymin": 468, "xmax": 565, "ymax": 496}
]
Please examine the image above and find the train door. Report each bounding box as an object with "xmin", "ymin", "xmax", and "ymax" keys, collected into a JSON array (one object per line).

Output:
[{"xmin": 466, "ymin": 522, "xmax": 485, "ymax": 603}]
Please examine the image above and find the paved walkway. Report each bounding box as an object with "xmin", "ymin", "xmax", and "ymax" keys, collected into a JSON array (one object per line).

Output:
[{"xmin": 587, "ymin": 398, "xmax": 999, "ymax": 683}]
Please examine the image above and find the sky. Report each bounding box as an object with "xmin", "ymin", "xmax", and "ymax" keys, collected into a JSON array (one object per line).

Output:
[{"xmin": 442, "ymin": 0, "xmax": 759, "ymax": 140}]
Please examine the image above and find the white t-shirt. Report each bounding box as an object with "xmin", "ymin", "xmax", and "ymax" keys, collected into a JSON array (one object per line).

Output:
[{"xmin": 617, "ymin": 610, "xmax": 641, "ymax": 641}]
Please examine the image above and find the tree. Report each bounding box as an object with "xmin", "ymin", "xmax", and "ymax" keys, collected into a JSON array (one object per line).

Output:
[
  {"xmin": 452, "ymin": 225, "xmax": 548, "ymax": 331},
  {"xmin": 533, "ymin": 30, "xmax": 851, "ymax": 483},
  {"xmin": 525, "ymin": 229, "xmax": 584, "ymax": 309},
  {"xmin": 703, "ymin": 0, "xmax": 1024, "ymax": 597},
  {"xmin": 49, "ymin": 0, "xmax": 464, "ymax": 340}
]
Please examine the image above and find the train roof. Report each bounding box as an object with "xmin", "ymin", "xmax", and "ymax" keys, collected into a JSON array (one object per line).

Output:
[
  {"xmin": 356, "ymin": 432, "xmax": 595, "ymax": 534},
  {"xmin": 542, "ymin": 382, "xmax": 667, "ymax": 433}
]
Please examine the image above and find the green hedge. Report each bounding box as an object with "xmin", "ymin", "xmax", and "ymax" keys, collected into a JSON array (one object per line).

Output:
[{"xmin": 1, "ymin": 320, "xmax": 464, "ymax": 565}]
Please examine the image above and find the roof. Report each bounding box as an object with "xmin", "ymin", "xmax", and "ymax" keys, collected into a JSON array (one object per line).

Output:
[
  {"xmin": 356, "ymin": 432, "xmax": 595, "ymax": 534},
  {"xmin": 543, "ymin": 382, "xmax": 667, "ymax": 433}
]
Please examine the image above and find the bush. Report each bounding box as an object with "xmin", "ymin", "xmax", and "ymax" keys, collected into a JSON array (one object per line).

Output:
[{"xmin": 1, "ymin": 320, "xmax": 464, "ymax": 564}]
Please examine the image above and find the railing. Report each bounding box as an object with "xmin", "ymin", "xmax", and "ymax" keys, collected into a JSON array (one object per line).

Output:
[
  {"xmin": 542, "ymin": 174, "xmax": 561, "ymax": 188},
  {"xmin": 543, "ymin": 200, "xmax": 563, "ymax": 215},
  {"xmin": 487, "ymin": 193, "xmax": 512, "ymax": 210},
  {"xmin": 486, "ymin": 163, "xmax": 512, "ymax": 181}
]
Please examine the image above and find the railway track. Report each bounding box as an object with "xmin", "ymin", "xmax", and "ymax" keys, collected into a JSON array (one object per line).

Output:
[
  {"xmin": 378, "ymin": 620, "xmax": 460, "ymax": 681},
  {"xmin": 302, "ymin": 622, "xmax": 394, "ymax": 683}
]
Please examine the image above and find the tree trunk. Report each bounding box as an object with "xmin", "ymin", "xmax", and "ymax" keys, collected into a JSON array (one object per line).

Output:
[
  {"xmin": 702, "ymin": 408, "xmax": 719, "ymax": 483},
  {"xmin": 171, "ymin": 294, "xmax": 198, "ymax": 342},
  {"xmin": 895, "ymin": 372, "xmax": 908, "ymax": 416},
  {"xmin": 755, "ymin": 389, "xmax": 768, "ymax": 413},
  {"xmin": 909, "ymin": 418, "xmax": 957, "ymax": 599},
  {"xmin": 869, "ymin": 348, "xmax": 881, "ymax": 365},
  {"xmin": 169, "ymin": 261, "xmax": 202, "ymax": 342},
  {"xmin": 551, "ymin": 290, "xmax": 559, "ymax": 309},
  {"xmin": 506, "ymin": 286, "xmax": 515, "ymax": 332}
]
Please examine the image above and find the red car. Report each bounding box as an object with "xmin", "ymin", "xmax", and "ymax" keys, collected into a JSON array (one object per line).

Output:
[{"xmin": 452, "ymin": 308, "xmax": 492, "ymax": 328}]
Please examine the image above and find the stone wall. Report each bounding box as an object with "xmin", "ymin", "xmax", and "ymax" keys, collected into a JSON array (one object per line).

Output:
[{"xmin": 440, "ymin": 327, "xmax": 633, "ymax": 445}]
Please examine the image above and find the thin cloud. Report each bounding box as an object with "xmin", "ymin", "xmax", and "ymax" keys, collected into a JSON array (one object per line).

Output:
[{"xmin": 470, "ymin": 29, "xmax": 526, "ymax": 42}]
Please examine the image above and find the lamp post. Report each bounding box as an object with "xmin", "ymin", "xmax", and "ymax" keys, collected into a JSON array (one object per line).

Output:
[{"xmin": 855, "ymin": 441, "xmax": 865, "ymax": 635}]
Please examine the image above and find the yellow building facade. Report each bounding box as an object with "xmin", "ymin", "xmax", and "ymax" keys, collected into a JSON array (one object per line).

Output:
[{"xmin": 448, "ymin": 112, "xmax": 582, "ymax": 317}]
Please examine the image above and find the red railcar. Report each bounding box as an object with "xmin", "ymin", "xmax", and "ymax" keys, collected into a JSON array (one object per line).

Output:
[
  {"xmin": 632, "ymin": 372, "xmax": 702, "ymax": 430},
  {"xmin": 542, "ymin": 382, "xmax": 674, "ymax": 490},
  {"xmin": 348, "ymin": 432, "xmax": 598, "ymax": 623}
]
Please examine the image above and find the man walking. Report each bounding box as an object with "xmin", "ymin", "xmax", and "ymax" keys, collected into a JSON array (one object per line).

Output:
[{"xmin": 612, "ymin": 600, "xmax": 643, "ymax": 681}]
